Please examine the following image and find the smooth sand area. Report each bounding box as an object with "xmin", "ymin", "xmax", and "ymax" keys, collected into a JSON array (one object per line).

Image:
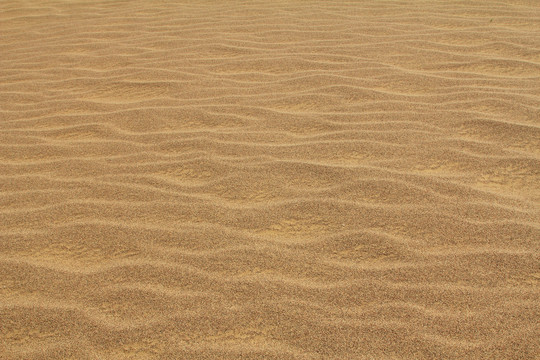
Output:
[{"xmin": 1, "ymin": 0, "xmax": 539, "ymax": 358}]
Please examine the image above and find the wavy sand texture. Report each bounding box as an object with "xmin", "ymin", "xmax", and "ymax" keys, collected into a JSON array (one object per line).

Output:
[{"xmin": 1, "ymin": 0, "xmax": 539, "ymax": 359}]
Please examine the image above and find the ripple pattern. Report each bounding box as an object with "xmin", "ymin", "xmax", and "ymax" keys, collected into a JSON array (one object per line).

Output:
[{"xmin": 1, "ymin": 0, "xmax": 539, "ymax": 359}]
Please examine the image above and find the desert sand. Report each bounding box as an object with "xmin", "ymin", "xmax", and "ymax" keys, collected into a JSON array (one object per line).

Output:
[{"xmin": 1, "ymin": 0, "xmax": 539, "ymax": 359}]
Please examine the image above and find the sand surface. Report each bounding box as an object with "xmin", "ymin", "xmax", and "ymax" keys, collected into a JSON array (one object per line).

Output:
[{"xmin": 1, "ymin": 0, "xmax": 539, "ymax": 359}]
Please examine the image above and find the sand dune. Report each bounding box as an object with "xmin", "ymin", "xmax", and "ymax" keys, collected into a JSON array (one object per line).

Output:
[{"xmin": 1, "ymin": 0, "xmax": 539, "ymax": 359}]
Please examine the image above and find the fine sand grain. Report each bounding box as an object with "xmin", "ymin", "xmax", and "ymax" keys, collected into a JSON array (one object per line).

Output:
[{"xmin": 1, "ymin": 0, "xmax": 539, "ymax": 359}]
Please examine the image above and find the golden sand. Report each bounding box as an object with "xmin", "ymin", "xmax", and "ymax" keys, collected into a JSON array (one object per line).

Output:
[{"xmin": 1, "ymin": 0, "xmax": 539, "ymax": 358}]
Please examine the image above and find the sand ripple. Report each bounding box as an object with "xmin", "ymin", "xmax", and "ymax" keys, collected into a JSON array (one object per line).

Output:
[{"xmin": 1, "ymin": 0, "xmax": 539, "ymax": 359}]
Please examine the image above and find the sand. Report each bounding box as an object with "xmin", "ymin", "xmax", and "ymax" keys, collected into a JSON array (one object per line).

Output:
[{"xmin": 1, "ymin": 0, "xmax": 539, "ymax": 359}]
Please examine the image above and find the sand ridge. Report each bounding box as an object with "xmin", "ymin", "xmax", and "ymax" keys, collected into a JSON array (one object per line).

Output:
[{"xmin": 1, "ymin": 0, "xmax": 539, "ymax": 359}]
